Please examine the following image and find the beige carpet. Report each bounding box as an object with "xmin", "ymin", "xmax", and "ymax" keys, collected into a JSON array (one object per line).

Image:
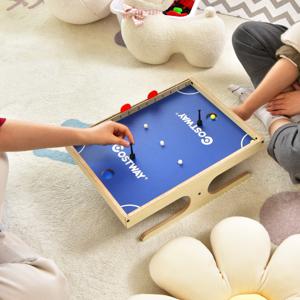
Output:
[{"xmin": 0, "ymin": 2, "xmax": 299, "ymax": 299}]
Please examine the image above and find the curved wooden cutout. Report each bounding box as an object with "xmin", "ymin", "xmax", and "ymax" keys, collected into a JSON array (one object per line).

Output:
[
  {"xmin": 139, "ymin": 196, "xmax": 191, "ymax": 241},
  {"xmin": 140, "ymin": 171, "xmax": 251, "ymax": 241}
]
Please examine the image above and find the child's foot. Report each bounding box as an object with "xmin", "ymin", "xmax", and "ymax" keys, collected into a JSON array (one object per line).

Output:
[
  {"xmin": 228, "ymin": 84, "xmax": 288, "ymax": 129},
  {"xmin": 228, "ymin": 84, "xmax": 254, "ymax": 102},
  {"xmin": 232, "ymin": 105, "xmax": 252, "ymax": 120}
]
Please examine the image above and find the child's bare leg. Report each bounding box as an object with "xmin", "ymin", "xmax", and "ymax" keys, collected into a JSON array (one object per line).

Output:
[
  {"xmin": 269, "ymin": 118, "xmax": 291, "ymax": 135},
  {"xmin": 234, "ymin": 58, "xmax": 299, "ymax": 120}
]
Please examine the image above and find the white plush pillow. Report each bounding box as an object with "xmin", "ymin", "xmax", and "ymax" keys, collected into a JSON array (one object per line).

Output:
[
  {"xmin": 121, "ymin": 7, "xmax": 226, "ymax": 67},
  {"xmin": 44, "ymin": 0, "xmax": 111, "ymax": 24}
]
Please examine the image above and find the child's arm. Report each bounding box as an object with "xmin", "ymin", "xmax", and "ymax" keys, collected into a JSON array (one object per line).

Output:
[
  {"xmin": 0, "ymin": 120, "xmax": 134, "ymax": 152},
  {"xmin": 233, "ymin": 58, "xmax": 299, "ymax": 120}
]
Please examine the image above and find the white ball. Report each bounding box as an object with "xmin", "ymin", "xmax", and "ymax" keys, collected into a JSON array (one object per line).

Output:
[
  {"xmin": 44, "ymin": 0, "xmax": 111, "ymax": 24},
  {"xmin": 160, "ymin": 140, "xmax": 165, "ymax": 147},
  {"xmin": 177, "ymin": 159, "xmax": 183, "ymax": 165},
  {"xmin": 144, "ymin": 123, "xmax": 149, "ymax": 129}
]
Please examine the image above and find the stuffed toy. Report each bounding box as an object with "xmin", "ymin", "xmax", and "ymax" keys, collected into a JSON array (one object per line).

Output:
[
  {"xmin": 120, "ymin": 0, "xmax": 226, "ymax": 67},
  {"xmin": 44, "ymin": 0, "xmax": 112, "ymax": 24}
]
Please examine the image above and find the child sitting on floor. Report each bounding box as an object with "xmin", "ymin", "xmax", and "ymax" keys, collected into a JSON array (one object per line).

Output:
[
  {"xmin": 230, "ymin": 21, "xmax": 300, "ymax": 183},
  {"xmin": 0, "ymin": 118, "xmax": 133, "ymax": 300}
]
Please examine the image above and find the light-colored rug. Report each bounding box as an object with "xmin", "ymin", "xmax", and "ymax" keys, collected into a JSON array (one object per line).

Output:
[{"xmin": 1, "ymin": 2, "xmax": 299, "ymax": 299}]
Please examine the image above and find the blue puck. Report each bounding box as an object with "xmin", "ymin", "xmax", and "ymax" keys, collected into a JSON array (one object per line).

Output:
[{"xmin": 101, "ymin": 169, "xmax": 115, "ymax": 180}]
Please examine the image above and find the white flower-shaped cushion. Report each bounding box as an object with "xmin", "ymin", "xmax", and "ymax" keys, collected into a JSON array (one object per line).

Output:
[{"xmin": 129, "ymin": 217, "xmax": 300, "ymax": 300}]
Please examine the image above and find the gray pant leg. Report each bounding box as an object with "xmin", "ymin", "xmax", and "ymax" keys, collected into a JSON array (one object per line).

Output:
[
  {"xmin": 268, "ymin": 124, "xmax": 300, "ymax": 183},
  {"xmin": 232, "ymin": 21, "xmax": 287, "ymax": 87}
]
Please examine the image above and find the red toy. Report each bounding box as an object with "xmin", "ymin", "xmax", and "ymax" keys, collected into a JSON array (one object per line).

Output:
[
  {"xmin": 147, "ymin": 90, "xmax": 158, "ymax": 99},
  {"xmin": 120, "ymin": 103, "xmax": 132, "ymax": 112},
  {"xmin": 163, "ymin": 0, "xmax": 195, "ymax": 17}
]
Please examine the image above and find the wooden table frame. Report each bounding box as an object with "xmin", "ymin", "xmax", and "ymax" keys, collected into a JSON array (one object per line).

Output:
[{"xmin": 67, "ymin": 77, "xmax": 264, "ymax": 241}]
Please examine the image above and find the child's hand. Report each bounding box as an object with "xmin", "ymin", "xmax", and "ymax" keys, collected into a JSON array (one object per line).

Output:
[
  {"xmin": 84, "ymin": 121, "xmax": 134, "ymax": 147},
  {"xmin": 232, "ymin": 104, "xmax": 252, "ymax": 120},
  {"xmin": 267, "ymin": 91, "xmax": 300, "ymax": 117}
]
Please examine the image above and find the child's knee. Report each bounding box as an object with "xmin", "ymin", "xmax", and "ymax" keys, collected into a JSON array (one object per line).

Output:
[
  {"xmin": 18, "ymin": 258, "xmax": 69, "ymax": 300},
  {"xmin": 29, "ymin": 257, "xmax": 69, "ymax": 300},
  {"xmin": 232, "ymin": 21, "xmax": 259, "ymax": 47},
  {"xmin": 0, "ymin": 257, "xmax": 69, "ymax": 300},
  {"xmin": 268, "ymin": 124, "xmax": 300, "ymax": 183}
]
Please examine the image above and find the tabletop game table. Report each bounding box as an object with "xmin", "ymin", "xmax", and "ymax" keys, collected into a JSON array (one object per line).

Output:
[{"xmin": 67, "ymin": 78, "xmax": 264, "ymax": 240}]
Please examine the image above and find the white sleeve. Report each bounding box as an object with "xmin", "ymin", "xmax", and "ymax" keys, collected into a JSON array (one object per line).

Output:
[
  {"xmin": 278, "ymin": 55, "xmax": 298, "ymax": 68},
  {"xmin": 281, "ymin": 22, "xmax": 300, "ymax": 53}
]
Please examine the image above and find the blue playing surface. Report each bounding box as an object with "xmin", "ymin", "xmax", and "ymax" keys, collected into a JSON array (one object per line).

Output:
[{"xmin": 75, "ymin": 85, "xmax": 252, "ymax": 214}]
